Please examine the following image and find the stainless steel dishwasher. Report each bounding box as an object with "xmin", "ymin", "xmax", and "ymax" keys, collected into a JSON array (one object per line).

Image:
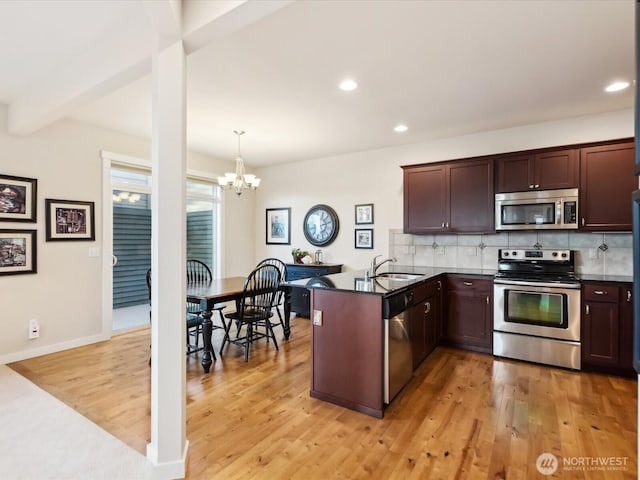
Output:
[{"xmin": 383, "ymin": 289, "xmax": 414, "ymax": 404}]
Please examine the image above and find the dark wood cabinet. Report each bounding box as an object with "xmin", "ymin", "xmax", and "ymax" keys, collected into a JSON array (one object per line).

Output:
[
  {"xmin": 496, "ymin": 148, "xmax": 579, "ymax": 193},
  {"xmin": 579, "ymin": 141, "xmax": 635, "ymax": 231},
  {"xmin": 581, "ymin": 282, "xmax": 634, "ymax": 376},
  {"xmin": 408, "ymin": 278, "xmax": 442, "ymax": 370},
  {"xmin": 286, "ymin": 263, "xmax": 342, "ymax": 318},
  {"xmin": 403, "ymin": 163, "xmax": 447, "ymax": 233},
  {"xmin": 444, "ymin": 275, "xmax": 493, "ymax": 353},
  {"xmin": 403, "ymin": 158, "xmax": 494, "ymax": 234}
]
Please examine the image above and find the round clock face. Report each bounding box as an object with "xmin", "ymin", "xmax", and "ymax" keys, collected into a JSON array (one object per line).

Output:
[{"xmin": 303, "ymin": 204, "xmax": 339, "ymax": 247}]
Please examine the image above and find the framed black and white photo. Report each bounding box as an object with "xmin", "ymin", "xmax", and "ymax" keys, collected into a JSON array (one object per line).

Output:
[
  {"xmin": 355, "ymin": 228, "xmax": 374, "ymax": 249},
  {"xmin": 266, "ymin": 207, "xmax": 291, "ymax": 245},
  {"xmin": 45, "ymin": 199, "xmax": 95, "ymax": 241},
  {"xmin": 0, "ymin": 174, "xmax": 37, "ymax": 222},
  {"xmin": 0, "ymin": 229, "xmax": 37, "ymax": 275},
  {"xmin": 355, "ymin": 203, "xmax": 373, "ymax": 225}
]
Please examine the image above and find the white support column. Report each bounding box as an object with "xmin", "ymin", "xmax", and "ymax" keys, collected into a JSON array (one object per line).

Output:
[{"xmin": 147, "ymin": 41, "xmax": 188, "ymax": 479}]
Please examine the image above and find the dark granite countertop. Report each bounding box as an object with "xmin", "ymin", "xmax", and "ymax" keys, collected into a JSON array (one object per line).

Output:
[
  {"xmin": 285, "ymin": 264, "xmax": 633, "ymax": 295},
  {"xmin": 285, "ymin": 265, "xmax": 496, "ymax": 297},
  {"xmin": 579, "ymin": 274, "xmax": 633, "ymax": 284}
]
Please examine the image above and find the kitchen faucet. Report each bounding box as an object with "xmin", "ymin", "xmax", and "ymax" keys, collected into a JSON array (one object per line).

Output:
[{"xmin": 369, "ymin": 254, "xmax": 397, "ymax": 277}]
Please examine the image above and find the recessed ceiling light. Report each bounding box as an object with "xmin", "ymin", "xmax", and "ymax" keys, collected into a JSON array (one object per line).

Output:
[
  {"xmin": 339, "ymin": 79, "xmax": 358, "ymax": 92},
  {"xmin": 605, "ymin": 81, "xmax": 630, "ymax": 93},
  {"xmin": 394, "ymin": 124, "xmax": 408, "ymax": 133}
]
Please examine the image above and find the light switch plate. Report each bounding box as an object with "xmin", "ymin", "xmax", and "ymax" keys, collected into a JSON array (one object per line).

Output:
[{"xmin": 312, "ymin": 309, "xmax": 322, "ymax": 326}]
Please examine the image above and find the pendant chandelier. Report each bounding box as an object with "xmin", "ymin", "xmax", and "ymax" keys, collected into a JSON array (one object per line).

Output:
[{"xmin": 217, "ymin": 130, "xmax": 261, "ymax": 195}]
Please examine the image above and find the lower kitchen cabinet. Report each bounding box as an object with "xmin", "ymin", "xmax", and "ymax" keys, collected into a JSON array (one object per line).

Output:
[
  {"xmin": 581, "ymin": 281, "xmax": 634, "ymax": 376},
  {"xmin": 408, "ymin": 277, "xmax": 442, "ymax": 369},
  {"xmin": 286, "ymin": 263, "xmax": 342, "ymax": 318},
  {"xmin": 445, "ymin": 275, "xmax": 493, "ymax": 353}
]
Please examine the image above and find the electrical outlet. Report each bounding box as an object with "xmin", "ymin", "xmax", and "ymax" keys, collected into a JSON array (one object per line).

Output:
[
  {"xmin": 28, "ymin": 319, "xmax": 40, "ymax": 339},
  {"xmin": 312, "ymin": 310, "xmax": 323, "ymax": 326}
]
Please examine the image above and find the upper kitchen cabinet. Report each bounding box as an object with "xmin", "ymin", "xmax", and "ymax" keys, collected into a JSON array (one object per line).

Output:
[
  {"xmin": 403, "ymin": 158, "xmax": 494, "ymax": 234},
  {"xmin": 403, "ymin": 163, "xmax": 447, "ymax": 233},
  {"xmin": 579, "ymin": 140, "xmax": 636, "ymax": 231},
  {"xmin": 495, "ymin": 148, "xmax": 579, "ymax": 193}
]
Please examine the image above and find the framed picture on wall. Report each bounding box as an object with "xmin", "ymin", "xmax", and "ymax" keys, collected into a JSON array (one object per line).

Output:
[
  {"xmin": 0, "ymin": 229, "xmax": 37, "ymax": 275},
  {"xmin": 355, "ymin": 228, "xmax": 374, "ymax": 249},
  {"xmin": 266, "ymin": 207, "xmax": 291, "ymax": 245},
  {"xmin": 0, "ymin": 174, "xmax": 37, "ymax": 222},
  {"xmin": 355, "ymin": 203, "xmax": 374, "ymax": 225},
  {"xmin": 45, "ymin": 199, "xmax": 95, "ymax": 241}
]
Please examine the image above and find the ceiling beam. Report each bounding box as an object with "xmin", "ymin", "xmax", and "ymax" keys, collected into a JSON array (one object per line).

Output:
[
  {"xmin": 182, "ymin": 0, "xmax": 293, "ymax": 54},
  {"xmin": 7, "ymin": 0, "xmax": 291, "ymax": 136}
]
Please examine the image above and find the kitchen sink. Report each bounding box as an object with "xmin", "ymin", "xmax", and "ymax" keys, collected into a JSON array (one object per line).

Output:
[{"xmin": 375, "ymin": 272, "xmax": 423, "ymax": 281}]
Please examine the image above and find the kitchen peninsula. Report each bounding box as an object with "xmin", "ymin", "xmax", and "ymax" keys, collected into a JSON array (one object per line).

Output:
[{"xmin": 289, "ymin": 265, "xmax": 496, "ymax": 418}]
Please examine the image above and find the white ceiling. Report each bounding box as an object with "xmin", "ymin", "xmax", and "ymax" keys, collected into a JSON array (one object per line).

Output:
[{"xmin": 0, "ymin": 0, "xmax": 635, "ymax": 167}]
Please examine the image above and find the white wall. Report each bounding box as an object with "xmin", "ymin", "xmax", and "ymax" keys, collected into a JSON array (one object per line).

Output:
[
  {"xmin": 0, "ymin": 106, "xmax": 633, "ymax": 363},
  {"xmin": 254, "ymin": 108, "xmax": 634, "ymax": 271},
  {"xmin": 0, "ymin": 104, "xmax": 252, "ymax": 363}
]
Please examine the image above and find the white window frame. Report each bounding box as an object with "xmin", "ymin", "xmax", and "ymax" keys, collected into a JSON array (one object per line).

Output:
[{"xmin": 100, "ymin": 150, "xmax": 224, "ymax": 337}]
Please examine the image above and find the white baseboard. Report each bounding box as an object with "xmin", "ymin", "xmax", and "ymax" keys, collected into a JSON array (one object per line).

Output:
[
  {"xmin": 0, "ymin": 332, "xmax": 111, "ymax": 365},
  {"xmin": 148, "ymin": 439, "xmax": 189, "ymax": 480}
]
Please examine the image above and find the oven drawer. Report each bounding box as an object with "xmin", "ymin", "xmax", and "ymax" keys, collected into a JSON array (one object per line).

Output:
[{"xmin": 583, "ymin": 284, "xmax": 619, "ymax": 303}]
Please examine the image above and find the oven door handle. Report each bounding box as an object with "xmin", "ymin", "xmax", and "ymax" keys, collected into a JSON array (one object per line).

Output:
[{"xmin": 493, "ymin": 278, "xmax": 581, "ymax": 289}]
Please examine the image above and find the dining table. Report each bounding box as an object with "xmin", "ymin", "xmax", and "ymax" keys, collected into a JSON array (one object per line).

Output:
[{"xmin": 186, "ymin": 277, "xmax": 292, "ymax": 373}]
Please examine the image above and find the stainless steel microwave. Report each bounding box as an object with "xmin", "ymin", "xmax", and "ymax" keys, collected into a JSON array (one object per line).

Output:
[{"xmin": 495, "ymin": 188, "xmax": 578, "ymax": 231}]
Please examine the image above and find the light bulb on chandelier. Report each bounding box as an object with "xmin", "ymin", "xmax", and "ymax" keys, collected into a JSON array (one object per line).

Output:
[{"xmin": 217, "ymin": 130, "xmax": 261, "ymax": 195}]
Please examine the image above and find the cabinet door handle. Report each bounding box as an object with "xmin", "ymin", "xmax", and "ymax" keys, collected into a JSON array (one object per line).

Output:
[
  {"xmin": 534, "ymin": 184, "xmax": 540, "ymax": 188},
  {"xmin": 486, "ymin": 295, "xmax": 489, "ymax": 305},
  {"xmin": 529, "ymin": 184, "xmax": 534, "ymax": 189},
  {"xmin": 593, "ymin": 290, "xmax": 607, "ymax": 295},
  {"xmin": 445, "ymin": 222, "xmax": 449, "ymax": 228},
  {"xmin": 581, "ymin": 217, "xmax": 585, "ymax": 226},
  {"xmin": 463, "ymin": 281, "xmax": 473, "ymax": 286},
  {"xmin": 436, "ymin": 280, "xmax": 442, "ymax": 291},
  {"xmin": 424, "ymin": 302, "xmax": 431, "ymax": 314},
  {"xmin": 627, "ymin": 290, "xmax": 632, "ymax": 302},
  {"xmin": 441, "ymin": 221, "xmax": 445, "ymax": 228},
  {"xmin": 585, "ymin": 304, "xmax": 590, "ymax": 315}
]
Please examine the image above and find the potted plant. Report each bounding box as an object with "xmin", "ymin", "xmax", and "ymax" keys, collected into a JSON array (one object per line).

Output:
[{"xmin": 291, "ymin": 248, "xmax": 310, "ymax": 264}]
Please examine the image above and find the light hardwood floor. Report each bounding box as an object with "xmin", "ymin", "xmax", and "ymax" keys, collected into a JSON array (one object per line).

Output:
[{"xmin": 10, "ymin": 317, "xmax": 638, "ymax": 479}]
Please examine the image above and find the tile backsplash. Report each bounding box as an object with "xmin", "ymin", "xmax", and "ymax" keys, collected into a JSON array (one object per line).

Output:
[{"xmin": 389, "ymin": 229, "xmax": 632, "ymax": 276}]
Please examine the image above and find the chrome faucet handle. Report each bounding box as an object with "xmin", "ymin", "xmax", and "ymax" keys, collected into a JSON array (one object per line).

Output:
[{"xmin": 370, "ymin": 254, "xmax": 382, "ymax": 275}]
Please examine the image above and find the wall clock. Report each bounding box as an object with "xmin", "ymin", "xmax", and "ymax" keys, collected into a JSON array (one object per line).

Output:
[{"xmin": 303, "ymin": 204, "xmax": 339, "ymax": 247}]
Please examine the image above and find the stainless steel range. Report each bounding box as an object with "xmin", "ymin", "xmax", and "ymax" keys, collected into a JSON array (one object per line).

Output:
[{"xmin": 493, "ymin": 249, "xmax": 581, "ymax": 370}]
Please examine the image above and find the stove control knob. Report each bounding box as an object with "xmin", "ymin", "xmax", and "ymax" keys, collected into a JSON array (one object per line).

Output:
[
  {"xmin": 512, "ymin": 251, "xmax": 517, "ymax": 256},
  {"xmin": 504, "ymin": 252, "xmax": 509, "ymax": 257},
  {"xmin": 561, "ymin": 252, "xmax": 567, "ymax": 258},
  {"xmin": 552, "ymin": 252, "xmax": 558, "ymax": 257}
]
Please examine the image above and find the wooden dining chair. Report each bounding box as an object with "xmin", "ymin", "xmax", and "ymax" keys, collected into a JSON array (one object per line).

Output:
[
  {"xmin": 254, "ymin": 258, "xmax": 287, "ymax": 338},
  {"xmin": 186, "ymin": 259, "xmax": 212, "ymax": 351},
  {"xmin": 220, "ymin": 264, "xmax": 281, "ymax": 362},
  {"xmin": 146, "ymin": 262, "xmax": 224, "ymax": 361}
]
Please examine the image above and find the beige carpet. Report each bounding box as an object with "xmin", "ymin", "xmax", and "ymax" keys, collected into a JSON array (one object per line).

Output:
[{"xmin": 0, "ymin": 365, "xmax": 152, "ymax": 479}]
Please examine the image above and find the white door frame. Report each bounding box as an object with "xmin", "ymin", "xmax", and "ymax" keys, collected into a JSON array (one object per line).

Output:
[{"xmin": 100, "ymin": 150, "xmax": 223, "ymax": 337}]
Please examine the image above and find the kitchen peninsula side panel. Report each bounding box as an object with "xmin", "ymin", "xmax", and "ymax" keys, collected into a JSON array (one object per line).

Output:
[{"xmin": 310, "ymin": 289, "xmax": 384, "ymax": 418}]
